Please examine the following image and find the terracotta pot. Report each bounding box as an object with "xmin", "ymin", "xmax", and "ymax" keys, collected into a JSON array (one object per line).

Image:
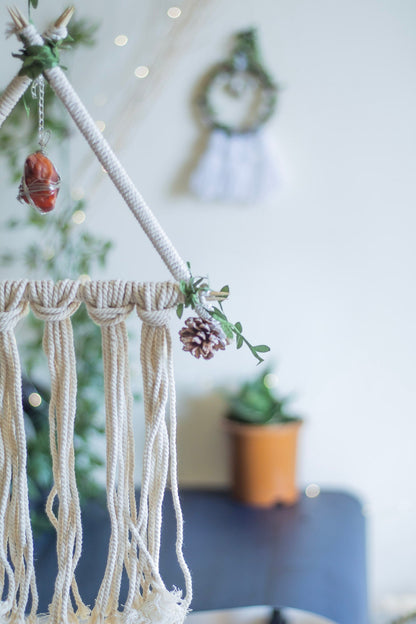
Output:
[{"xmin": 225, "ymin": 419, "xmax": 302, "ymax": 508}]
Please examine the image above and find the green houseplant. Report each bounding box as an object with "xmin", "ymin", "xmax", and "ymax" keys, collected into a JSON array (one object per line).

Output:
[
  {"xmin": 0, "ymin": 12, "xmax": 110, "ymax": 531},
  {"xmin": 224, "ymin": 369, "xmax": 302, "ymax": 507}
]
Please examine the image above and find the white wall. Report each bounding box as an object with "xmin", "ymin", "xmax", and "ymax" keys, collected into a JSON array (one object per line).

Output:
[{"xmin": 1, "ymin": 1, "xmax": 416, "ymax": 619}]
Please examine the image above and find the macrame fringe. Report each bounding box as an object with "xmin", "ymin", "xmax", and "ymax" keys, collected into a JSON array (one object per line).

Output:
[
  {"xmin": 85, "ymin": 281, "xmax": 136, "ymax": 622},
  {"xmin": 0, "ymin": 281, "xmax": 38, "ymax": 623},
  {"xmin": 0, "ymin": 280, "xmax": 191, "ymax": 624},
  {"xmin": 30, "ymin": 281, "xmax": 88, "ymax": 624},
  {"xmin": 85, "ymin": 281, "xmax": 191, "ymax": 624}
]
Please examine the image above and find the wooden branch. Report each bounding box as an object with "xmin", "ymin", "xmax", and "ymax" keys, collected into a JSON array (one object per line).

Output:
[
  {"xmin": 7, "ymin": 6, "xmax": 28, "ymax": 30},
  {"xmin": 7, "ymin": 6, "xmax": 75, "ymax": 34},
  {"xmin": 55, "ymin": 6, "xmax": 75, "ymax": 29},
  {"xmin": 206, "ymin": 291, "xmax": 229, "ymax": 301},
  {"xmin": 7, "ymin": 6, "xmax": 29, "ymax": 29}
]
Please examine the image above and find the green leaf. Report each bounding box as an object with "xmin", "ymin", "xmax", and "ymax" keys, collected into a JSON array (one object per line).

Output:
[
  {"xmin": 67, "ymin": 17, "xmax": 100, "ymax": 49},
  {"xmin": 252, "ymin": 349, "xmax": 265, "ymax": 364},
  {"xmin": 30, "ymin": 0, "xmax": 39, "ymax": 8},
  {"xmin": 6, "ymin": 218, "xmax": 20, "ymax": 229},
  {"xmin": 176, "ymin": 303, "xmax": 184, "ymax": 319},
  {"xmin": 253, "ymin": 345, "xmax": 271, "ymax": 353},
  {"xmin": 22, "ymin": 93, "xmax": 31, "ymax": 117},
  {"xmin": 235, "ymin": 321, "xmax": 243, "ymax": 333},
  {"xmin": 211, "ymin": 307, "xmax": 227, "ymax": 321},
  {"xmin": 223, "ymin": 324, "xmax": 234, "ymax": 340},
  {"xmin": 220, "ymin": 285, "xmax": 230, "ymax": 293},
  {"xmin": 0, "ymin": 253, "xmax": 15, "ymax": 266},
  {"xmin": 236, "ymin": 334, "xmax": 244, "ymax": 349}
]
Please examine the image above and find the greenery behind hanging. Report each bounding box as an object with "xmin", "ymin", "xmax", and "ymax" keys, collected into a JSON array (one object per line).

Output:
[{"xmin": 0, "ymin": 15, "xmax": 113, "ymax": 531}]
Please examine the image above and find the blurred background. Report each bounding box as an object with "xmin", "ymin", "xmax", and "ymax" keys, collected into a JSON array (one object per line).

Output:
[{"xmin": 0, "ymin": 1, "xmax": 415, "ymax": 622}]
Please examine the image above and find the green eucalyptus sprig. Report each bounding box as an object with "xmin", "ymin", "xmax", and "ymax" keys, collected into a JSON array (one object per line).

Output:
[
  {"xmin": 13, "ymin": 41, "xmax": 62, "ymax": 80},
  {"xmin": 176, "ymin": 273, "xmax": 210, "ymax": 320},
  {"xmin": 177, "ymin": 263, "xmax": 270, "ymax": 364},
  {"xmin": 209, "ymin": 306, "xmax": 270, "ymax": 364}
]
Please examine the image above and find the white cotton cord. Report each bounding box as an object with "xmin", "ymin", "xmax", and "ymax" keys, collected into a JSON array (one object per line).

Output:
[
  {"xmin": 0, "ymin": 413, "xmax": 15, "ymax": 618},
  {"xmin": 0, "ymin": 281, "xmax": 38, "ymax": 622},
  {"xmin": 148, "ymin": 407, "xmax": 170, "ymax": 571},
  {"xmin": 137, "ymin": 323, "xmax": 170, "ymax": 602},
  {"xmin": 122, "ymin": 319, "xmax": 139, "ymax": 597},
  {"xmin": 120, "ymin": 282, "xmax": 189, "ymax": 624},
  {"xmin": 129, "ymin": 285, "xmax": 172, "ymax": 607},
  {"xmin": 7, "ymin": 281, "xmax": 181, "ymax": 317},
  {"xmin": 139, "ymin": 304, "xmax": 170, "ymax": 578},
  {"xmin": 84, "ymin": 281, "xmax": 136, "ymax": 624},
  {"xmin": 0, "ymin": 24, "xmax": 41, "ymax": 130},
  {"xmin": 0, "ymin": 74, "xmax": 32, "ymax": 129},
  {"xmin": 43, "ymin": 24, "xmax": 68, "ymax": 43},
  {"xmin": 29, "ymin": 280, "xmax": 87, "ymax": 624},
  {"xmin": 124, "ymin": 587, "xmax": 188, "ymax": 624},
  {"xmin": 166, "ymin": 332, "xmax": 192, "ymax": 611},
  {"xmin": 41, "ymin": 64, "xmax": 190, "ymax": 283}
]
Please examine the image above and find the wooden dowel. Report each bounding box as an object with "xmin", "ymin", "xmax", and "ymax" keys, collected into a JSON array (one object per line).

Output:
[
  {"xmin": 8, "ymin": 6, "xmax": 29, "ymax": 28},
  {"xmin": 55, "ymin": 6, "xmax": 75, "ymax": 29}
]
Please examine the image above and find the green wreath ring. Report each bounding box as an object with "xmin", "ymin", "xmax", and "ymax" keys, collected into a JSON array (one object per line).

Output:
[{"xmin": 196, "ymin": 30, "xmax": 278, "ymax": 135}]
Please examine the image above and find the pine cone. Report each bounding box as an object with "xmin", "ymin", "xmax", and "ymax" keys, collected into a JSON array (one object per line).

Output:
[{"xmin": 179, "ymin": 316, "xmax": 228, "ymax": 360}]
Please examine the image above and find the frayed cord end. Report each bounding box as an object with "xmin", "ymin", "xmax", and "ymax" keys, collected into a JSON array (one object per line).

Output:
[
  {"xmin": 5, "ymin": 22, "xmax": 19, "ymax": 38},
  {"xmin": 123, "ymin": 587, "xmax": 189, "ymax": 624}
]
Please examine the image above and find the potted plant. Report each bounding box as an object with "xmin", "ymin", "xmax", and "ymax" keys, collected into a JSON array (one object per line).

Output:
[{"xmin": 224, "ymin": 369, "xmax": 302, "ymax": 508}]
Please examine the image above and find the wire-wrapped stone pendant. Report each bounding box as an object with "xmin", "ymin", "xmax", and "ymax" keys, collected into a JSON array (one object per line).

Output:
[{"xmin": 18, "ymin": 151, "xmax": 61, "ymax": 213}]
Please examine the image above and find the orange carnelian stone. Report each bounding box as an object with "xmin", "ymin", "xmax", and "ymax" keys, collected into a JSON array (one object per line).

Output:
[{"xmin": 19, "ymin": 151, "xmax": 60, "ymax": 212}]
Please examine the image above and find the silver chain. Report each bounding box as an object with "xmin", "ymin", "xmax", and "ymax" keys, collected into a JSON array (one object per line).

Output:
[{"xmin": 31, "ymin": 76, "xmax": 50, "ymax": 151}]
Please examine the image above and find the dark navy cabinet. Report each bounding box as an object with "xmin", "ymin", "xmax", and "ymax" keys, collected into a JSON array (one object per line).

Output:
[{"xmin": 34, "ymin": 489, "xmax": 368, "ymax": 624}]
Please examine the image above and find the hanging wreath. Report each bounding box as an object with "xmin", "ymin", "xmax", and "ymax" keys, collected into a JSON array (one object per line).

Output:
[
  {"xmin": 197, "ymin": 29, "xmax": 277, "ymax": 135},
  {"xmin": 189, "ymin": 29, "xmax": 280, "ymax": 202}
]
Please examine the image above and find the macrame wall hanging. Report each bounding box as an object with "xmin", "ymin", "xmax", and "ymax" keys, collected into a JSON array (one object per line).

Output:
[
  {"xmin": 0, "ymin": 7, "xmax": 269, "ymax": 624},
  {"xmin": 189, "ymin": 29, "xmax": 280, "ymax": 203}
]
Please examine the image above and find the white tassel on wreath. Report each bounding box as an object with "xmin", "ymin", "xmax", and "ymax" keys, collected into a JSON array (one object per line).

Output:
[{"xmin": 190, "ymin": 128, "xmax": 279, "ymax": 203}]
